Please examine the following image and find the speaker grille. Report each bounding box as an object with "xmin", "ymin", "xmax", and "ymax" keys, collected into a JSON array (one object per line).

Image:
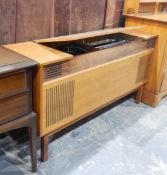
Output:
[
  {"xmin": 46, "ymin": 80, "xmax": 75, "ymax": 128},
  {"xmin": 44, "ymin": 63, "xmax": 62, "ymax": 81}
]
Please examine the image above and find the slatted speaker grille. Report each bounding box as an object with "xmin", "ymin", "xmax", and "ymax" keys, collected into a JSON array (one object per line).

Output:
[
  {"xmin": 46, "ymin": 80, "xmax": 75, "ymax": 128},
  {"xmin": 44, "ymin": 63, "xmax": 62, "ymax": 81}
]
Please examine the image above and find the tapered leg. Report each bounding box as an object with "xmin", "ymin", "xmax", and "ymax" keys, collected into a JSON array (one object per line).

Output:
[
  {"xmin": 28, "ymin": 116, "xmax": 37, "ymax": 172},
  {"xmin": 135, "ymin": 87, "xmax": 143, "ymax": 104},
  {"xmin": 41, "ymin": 135, "xmax": 49, "ymax": 162}
]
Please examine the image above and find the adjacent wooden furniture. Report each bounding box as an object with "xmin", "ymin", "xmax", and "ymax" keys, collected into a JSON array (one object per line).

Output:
[
  {"xmin": 0, "ymin": 46, "xmax": 37, "ymax": 172},
  {"xmin": 124, "ymin": 0, "xmax": 167, "ymax": 14},
  {"xmin": 5, "ymin": 27, "xmax": 156, "ymax": 161},
  {"xmin": 124, "ymin": 1, "xmax": 167, "ymax": 106}
]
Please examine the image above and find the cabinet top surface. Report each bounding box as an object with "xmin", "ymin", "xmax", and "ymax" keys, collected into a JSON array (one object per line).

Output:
[
  {"xmin": 125, "ymin": 13, "xmax": 167, "ymax": 23},
  {"xmin": 4, "ymin": 27, "xmax": 143, "ymax": 65},
  {"xmin": 4, "ymin": 27, "xmax": 155, "ymax": 66}
]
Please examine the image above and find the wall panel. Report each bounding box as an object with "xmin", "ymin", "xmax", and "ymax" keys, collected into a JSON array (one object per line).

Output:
[
  {"xmin": 105, "ymin": 0, "xmax": 124, "ymax": 28},
  {"xmin": 54, "ymin": 0, "xmax": 71, "ymax": 36},
  {"xmin": 70, "ymin": 0, "xmax": 107, "ymax": 34},
  {"xmin": 0, "ymin": 0, "xmax": 125, "ymax": 44},
  {"xmin": 0, "ymin": 0, "xmax": 16, "ymax": 44},
  {"xmin": 16, "ymin": 0, "xmax": 54, "ymax": 42}
]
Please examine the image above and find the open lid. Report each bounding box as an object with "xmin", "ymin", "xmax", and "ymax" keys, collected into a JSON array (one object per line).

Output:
[
  {"xmin": 35, "ymin": 26, "xmax": 144, "ymax": 43},
  {"xmin": 4, "ymin": 42, "xmax": 73, "ymax": 65}
]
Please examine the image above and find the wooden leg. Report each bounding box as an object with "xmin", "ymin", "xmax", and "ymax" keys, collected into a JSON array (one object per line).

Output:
[
  {"xmin": 135, "ymin": 87, "xmax": 143, "ymax": 104},
  {"xmin": 0, "ymin": 113, "xmax": 37, "ymax": 172},
  {"xmin": 28, "ymin": 116, "xmax": 37, "ymax": 172},
  {"xmin": 41, "ymin": 135, "xmax": 49, "ymax": 162}
]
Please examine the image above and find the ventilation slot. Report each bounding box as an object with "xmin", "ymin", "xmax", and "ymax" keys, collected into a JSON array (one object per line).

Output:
[
  {"xmin": 46, "ymin": 80, "xmax": 75, "ymax": 128},
  {"xmin": 44, "ymin": 63, "xmax": 62, "ymax": 81}
]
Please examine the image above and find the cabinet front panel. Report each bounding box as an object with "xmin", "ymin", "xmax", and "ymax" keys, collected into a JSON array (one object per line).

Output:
[
  {"xmin": 40, "ymin": 49, "xmax": 153, "ymax": 136},
  {"xmin": 0, "ymin": 71, "xmax": 27, "ymax": 98},
  {"xmin": 0, "ymin": 93, "xmax": 30, "ymax": 124}
]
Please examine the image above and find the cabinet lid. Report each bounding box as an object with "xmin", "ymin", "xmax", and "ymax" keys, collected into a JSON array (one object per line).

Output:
[{"xmin": 0, "ymin": 46, "xmax": 37, "ymax": 75}]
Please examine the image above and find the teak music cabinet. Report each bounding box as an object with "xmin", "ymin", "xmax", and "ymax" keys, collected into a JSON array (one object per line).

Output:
[
  {"xmin": 124, "ymin": 0, "xmax": 167, "ymax": 106},
  {"xmin": 5, "ymin": 27, "xmax": 156, "ymax": 161}
]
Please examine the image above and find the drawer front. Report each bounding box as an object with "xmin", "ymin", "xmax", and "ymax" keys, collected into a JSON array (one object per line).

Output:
[
  {"xmin": 0, "ymin": 93, "xmax": 30, "ymax": 124},
  {"xmin": 0, "ymin": 71, "xmax": 27, "ymax": 98},
  {"xmin": 161, "ymin": 72, "xmax": 167, "ymax": 92}
]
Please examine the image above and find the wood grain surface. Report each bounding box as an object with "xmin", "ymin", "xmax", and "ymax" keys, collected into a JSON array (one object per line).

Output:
[
  {"xmin": 105, "ymin": 0, "xmax": 124, "ymax": 28},
  {"xmin": 124, "ymin": 1, "xmax": 167, "ymax": 106},
  {"xmin": 70, "ymin": 0, "xmax": 107, "ymax": 34},
  {"xmin": 16, "ymin": 0, "xmax": 54, "ymax": 42},
  {"xmin": 0, "ymin": 0, "xmax": 124, "ymax": 44},
  {"xmin": 0, "ymin": 0, "xmax": 16, "ymax": 44},
  {"xmin": 54, "ymin": 0, "xmax": 71, "ymax": 36}
]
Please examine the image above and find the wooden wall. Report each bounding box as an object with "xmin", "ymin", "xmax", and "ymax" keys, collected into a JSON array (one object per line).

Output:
[{"xmin": 0, "ymin": 0, "xmax": 124, "ymax": 45}]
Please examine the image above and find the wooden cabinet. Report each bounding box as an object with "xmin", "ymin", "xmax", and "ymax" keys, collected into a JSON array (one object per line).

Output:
[
  {"xmin": 124, "ymin": 0, "xmax": 167, "ymax": 14},
  {"xmin": 5, "ymin": 27, "xmax": 156, "ymax": 161},
  {"xmin": 0, "ymin": 70, "xmax": 31, "ymax": 124},
  {"xmin": 124, "ymin": 0, "xmax": 140, "ymax": 14},
  {"xmin": 0, "ymin": 46, "xmax": 37, "ymax": 124},
  {"xmin": 0, "ymin": 46, "xmax": 37, "ymax": 172},
  {"xmin": 124, "ymin": 1, "xmax": 167, "ymax": 106}
]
